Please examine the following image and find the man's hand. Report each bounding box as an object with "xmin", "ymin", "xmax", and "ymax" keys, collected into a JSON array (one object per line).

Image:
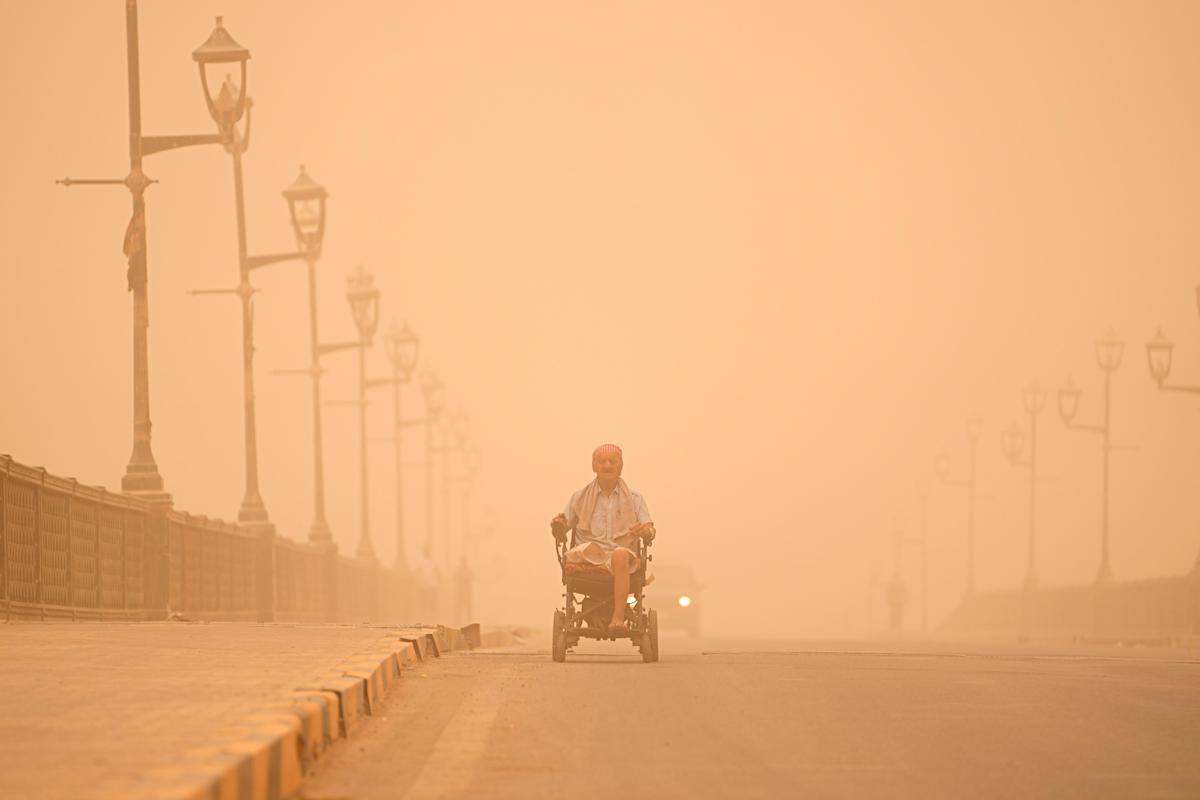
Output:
[
  {"xmin": 550, "ymin": 514, "xmax": 569, "ymax": 540},
  {"xmin": 629, "ymin": 522, "xmax": 656, "ymax": 541}
]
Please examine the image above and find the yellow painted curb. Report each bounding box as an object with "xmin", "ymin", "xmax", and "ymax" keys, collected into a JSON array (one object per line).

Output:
[
  {"xmin": 296, "ymin": 674, "xmax": 366, "ymax": 736},
  {"xmin": 290, "ymin": 689, "xmax": 341, "ymax": 745}
]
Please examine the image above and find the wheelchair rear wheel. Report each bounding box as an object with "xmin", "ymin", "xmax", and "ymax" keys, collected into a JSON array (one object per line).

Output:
[{"xmin": 552, "ymin": 609, "xmax": 567, "ymax": 662}]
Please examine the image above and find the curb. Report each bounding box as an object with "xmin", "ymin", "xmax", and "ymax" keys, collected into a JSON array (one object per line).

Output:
[{"xmin": 127, "ymin": 622, "xmax": 489, "ymax": 800}]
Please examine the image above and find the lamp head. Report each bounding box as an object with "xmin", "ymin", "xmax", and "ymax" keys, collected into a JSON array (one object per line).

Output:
[
  {"xmin": 465, "ymin": 442, "xmax": 481, "ymax": 479},
  {"xmin": 1057, "ymin": 376, "xmax": 1081, "ymax": 425},
  {"xmin": 282, "ymin": 165, "xmax": 328, "ymax": 257},
  {"xmin": 1021, "ymin": 381, "xmax": 1047, "ymax": 416},
  {"xmin": 1001, "ymin": 422, "xmax": 1025, "ymax": 464},
  {"xmin": 965, "ymin": 417, "xmax": 983, "ymax": 444},
  {"xmin": 1095, "ymin": 328, "xmax": 1125, "ymax": 373},
  {"xmin": 934, "ymin": 450, "xmax": 951, "ymax": 483},
  {"xmin": 345, "ymin": 265, "xmax": 380, "ymax": 343},
  {"xmin": 1145, "ymin": 327, "xmax": 1174, "ymax": 387},
  {"xmin": 450, "ymin": 410, "xmax": 470, "ymax": 447},
  {"xmin": 421, "ymin": 371, "xmax": 446, "ymax": 419},
  {"xmin": 192, "ymin": 17, "xmax": 250, "ymax": 132},
  {"xmin": 384, "ymin": 320, "xmax": 420, "ymax": 378}
]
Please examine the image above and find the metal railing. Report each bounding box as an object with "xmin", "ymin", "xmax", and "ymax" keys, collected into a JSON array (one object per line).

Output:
[{"xmin": 0, "ymin": 455, "xmax": 412, "ymax": 623}]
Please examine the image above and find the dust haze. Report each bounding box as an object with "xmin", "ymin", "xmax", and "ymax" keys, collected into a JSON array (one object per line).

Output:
[{"xmin": 3, "ymin": 1, "xmax": 1199, "ymax": 636}]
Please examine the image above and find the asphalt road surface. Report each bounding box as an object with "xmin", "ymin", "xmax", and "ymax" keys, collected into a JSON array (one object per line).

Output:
[{"xmin": 299, "ymin": 634, "xmax": 1200, "ymax": 799}]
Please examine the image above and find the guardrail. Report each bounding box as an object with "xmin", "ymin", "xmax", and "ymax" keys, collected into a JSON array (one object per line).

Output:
[
  {"xmin": 945, "ymin": 569, "xmax": 1200, "ymax": 637},
  {"xmin": 0, "ymin": 455, "xmax": 411, "ymax": 622}
]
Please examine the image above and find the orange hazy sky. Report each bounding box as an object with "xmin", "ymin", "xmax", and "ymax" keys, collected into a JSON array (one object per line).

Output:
[{"xmin": 2, "ymin": 1, "xmax": 1200, "ymax": 633}]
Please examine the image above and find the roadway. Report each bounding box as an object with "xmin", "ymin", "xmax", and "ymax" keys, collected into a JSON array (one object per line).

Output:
[{"xmin": 298, "ymin": 634, "xmax": 1200, "ymax": 799}]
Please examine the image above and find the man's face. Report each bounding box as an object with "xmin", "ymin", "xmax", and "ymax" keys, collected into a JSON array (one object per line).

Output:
[{"xmin": 593, "ymin": 452, "xmax": 622, "ymax": 479}]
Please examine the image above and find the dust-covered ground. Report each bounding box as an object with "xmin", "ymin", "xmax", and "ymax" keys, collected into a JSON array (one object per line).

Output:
[{"xmin": 299, "ymin": 634, "xmax": 1200, "ymax": 799}]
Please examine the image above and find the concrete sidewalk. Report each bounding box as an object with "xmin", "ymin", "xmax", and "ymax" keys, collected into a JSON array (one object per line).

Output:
[{"xmin": 0, "ymin": 621, "xmax": 488, "ymax": 800}]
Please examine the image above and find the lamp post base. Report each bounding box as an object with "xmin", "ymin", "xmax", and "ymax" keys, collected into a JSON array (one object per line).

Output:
[
  {"xmin": 124, "ymin": 490, "xmax": 174, "ymax": 511},
  {"xmin": 122, "ymin": 462, "xmax": 166, "ymax": 494},
  {"xmin": 308, "ymin": 519, "xmax": 333, "ymax": 543},
  {"xmin": 1095, "ymin": 562, "xmax": 1114, "ymax": 585},
  {"xmin": 238, "ymin": 493, "xmax": 271, "ymax": 525},
  {"xmin": 356, "ymin": 538, "xmax": 377, "ymax": 561}
]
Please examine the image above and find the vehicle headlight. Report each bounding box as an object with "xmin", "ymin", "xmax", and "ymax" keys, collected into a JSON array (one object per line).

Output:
[{"xmin": 678, "ymin": 596, "xmax": 692, "ymax": 607}]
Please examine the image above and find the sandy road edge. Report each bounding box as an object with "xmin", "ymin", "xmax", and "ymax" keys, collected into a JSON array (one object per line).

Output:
[{"xmin": 124, "ymin": 623, "xmax": 522, "ymax": 800}]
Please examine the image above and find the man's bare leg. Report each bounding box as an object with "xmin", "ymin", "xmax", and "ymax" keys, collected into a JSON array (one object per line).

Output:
[{"xmin": 609, "ymin": 548, "xmax": 632, "ymax": 632}]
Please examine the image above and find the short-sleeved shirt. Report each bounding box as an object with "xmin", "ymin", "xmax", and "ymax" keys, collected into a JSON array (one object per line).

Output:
[{"xmin": 563, "ymin": 487, "xmax": 653, "ymax": 550}]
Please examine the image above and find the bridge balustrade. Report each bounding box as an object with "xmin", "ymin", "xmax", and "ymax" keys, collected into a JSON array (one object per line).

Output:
[
  {"xmin": 274, "ymin": 537, "xmax": 326, "ymax": 623},
  {"xmin": 0, "ymin": 455, "xmax": 414, "ymax": 623},
  {"xmin": 167, "ymin": 512, "xmax": 257, "ymax": 620},
  {"xmin": 0, "ymin": 456, "xmax": 154, "ymax": 620}
]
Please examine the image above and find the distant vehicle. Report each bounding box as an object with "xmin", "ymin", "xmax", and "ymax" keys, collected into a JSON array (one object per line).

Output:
[{"xmin": 647, "ymin": 562, "xmax": 703, "ymax": 637}]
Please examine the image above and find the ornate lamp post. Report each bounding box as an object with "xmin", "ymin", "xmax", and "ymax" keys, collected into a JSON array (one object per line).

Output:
[
  {"xmin": 935, "ymin": 417, "xmax": 982, "ymax": 600},
  {"xmin": 346, "ymin": 267, "xmax": 382, "ymax": 560},
  {"xmin": 366, "ymin": 321, "xmax": 421, "ymax": 568},
  {"xmin": 277, "ymin": 166, "xmax": 333, "ymax": 542},
  {"xmin": 885, "ymin": 515, "xmax": 916, "ymax": 634},
  {"xmin": 420, "ymin": 371, "xmax": 447, "ymax": 557},
  {"xmin": 1058, "ymin": 329, "xmax": 1124, "ymax": 584},
  {"xmin": 912, "ymin": 483, "xmax": 930, "ymax": 633},
  {"xmin": 1002, "ymin": 382, "xmax": 1047, "ymax": 589},
  {"xmin": 191, "ymin": 25, "xmax": 318, "ymax": 532},
  {"xmin": 441, "ymin": 411, "xmax": 471, "ymax": 569},
  {"xmin": 1146, "ymin": 318, "xmax": 1200, "ymax": 569},
  {"xmin": 58, "ymin": 7, "xmax": 235, "ymax": 502}
]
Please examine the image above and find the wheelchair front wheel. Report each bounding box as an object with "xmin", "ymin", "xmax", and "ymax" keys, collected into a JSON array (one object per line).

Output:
[
  {"xmin": 552, "ymin": 609, "xmax": 567, "ymax": 662},
  {"xmin": 641, "ymin": 608, "xmax": 659, "ymax": 663}
]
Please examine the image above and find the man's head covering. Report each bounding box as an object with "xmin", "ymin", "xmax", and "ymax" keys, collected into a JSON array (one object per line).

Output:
[{"xmin": 592, "ymin": 443, "xmax": 623, "ymax": 470}]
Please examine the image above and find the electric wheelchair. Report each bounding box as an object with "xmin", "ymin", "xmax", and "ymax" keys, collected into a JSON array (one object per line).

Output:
[{"xmin": 549, "ymin": 520, "xmax": 659, "ymax": 663}]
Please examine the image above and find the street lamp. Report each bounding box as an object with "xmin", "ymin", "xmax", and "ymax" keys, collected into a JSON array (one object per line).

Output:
[
  {"xmin": 1002, "ymin": 382, "xmax": 1046, "ymax": 590},
  {"xmin": 421, "ymin": 371, "xmax": 447, "ymax": 557},
  {"xmin": 362, "ymin": 320, "xmax": 421, "ymax": 569},
  {"xmin": 58, "ymin": 4, "xmax": 231, "ymax": 502},
  {"xmin": 347, "ymin": 266, "xmax": 381, "ymax": 560},
  {"xmin": 935, "ymin": 417, "xmax": 982, "ymax": 600},
  {"xmin": 889, "ymin": 505, "xmax": 925, "ymax": 633},
  {"xmin": 1058, "ymin": 329, "xmax": 1124, "ymax": 584},
  {"xmin": 273, "ymin": 166, "xmax": 333, "ymax": 542},
  {"xmin": 441, "ymin": 410, "xmax": 471, "ymax": 569},
  {"xmin": 191, "ymin": 30, "xmax": 317, "ymax": 533},
  {"xmin": 915, "ymin": 481, "xmax": 929, "ymax": 632},
  {"xmin": 1146, "ymin": 305, "xmax": 1200, "ymax": 569}
]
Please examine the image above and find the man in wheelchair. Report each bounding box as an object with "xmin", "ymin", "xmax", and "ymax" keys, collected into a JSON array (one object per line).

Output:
[{"xmin": 549, "ymin": 444, "xmax": 659, "ymax": 661}]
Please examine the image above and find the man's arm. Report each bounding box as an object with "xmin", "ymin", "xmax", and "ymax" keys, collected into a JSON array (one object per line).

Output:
[{"xmin": 630, "ymin": 494, "xmax": 655, "ymax": 540}]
